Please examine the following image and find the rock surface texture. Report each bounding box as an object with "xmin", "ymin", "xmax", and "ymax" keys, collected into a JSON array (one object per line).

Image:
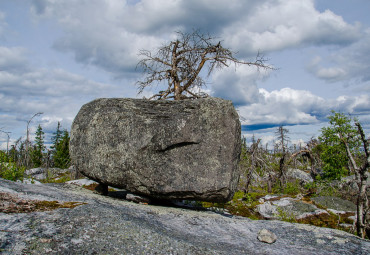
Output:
[
  {"xmin": 70, "ymin": 97, "xmax": 241, "ymax": 202},
  {"xmin": 1, "ymin": 178, "xmax": 369, "ymax": 255}
]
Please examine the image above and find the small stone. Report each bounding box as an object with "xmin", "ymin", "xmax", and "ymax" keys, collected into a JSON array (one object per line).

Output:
[
  {"xmin": 257, "ymin": 229, "xmax": 277, "ymax": 244},
  {"xmin": 40, "ymin": 238, "xmax": 52, "ymax": 243}
]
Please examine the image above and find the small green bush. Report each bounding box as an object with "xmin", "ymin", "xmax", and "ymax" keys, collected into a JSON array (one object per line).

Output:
[
  {"xmin": 275, "ymin": 206, "xmax": 297, "ymax": 223},
  {"xmin": 283, "ymin": 181, "xmax": 301, "ymax": 195},
  {"xmin": 0, "ymin": 151, "xmax": 25, "ymax": 181}
]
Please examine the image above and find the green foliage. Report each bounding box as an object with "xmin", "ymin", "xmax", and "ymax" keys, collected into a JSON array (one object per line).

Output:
[
  {"xmin": 39, "ymin": 170, "xmax": 71, "ymax": 183},
  {"xmin": 53, "ymin": 130, "xmax": 71, "ymax": 169},
  {"xmin": 51, "ymin": 121, "xmax": 62, "ymax": 151},
  {"xmin": 283, "ymin": 181, "xmax": 301, "ymax": 195},
  {"xmin": 200, "ymin": 190, "xmax": 265, "ymax": 220},
  {"xmin": 319, "ymin": 111, "xmax": 361, "ymax": 180},
  {"xmin": 0, "ymin": 150, "xmax": 25, "ymax": 181},
  {"xmin": 31, "ymin": 125, "xmax": 45, "ymax": 167},
  {"xmin": 50, "ymin": 123, "xmax": 71, "ymax": 169},
  {"xmin": 275, "ymin": 207, "xmax": 297, "ymax": 223},
  {"xmin": 233, "ymin": 190, "xmax": 245, "ymax": 200},
  {"xmin": 304, "ymin": 180, "xmax": 341, "ymax": 197},
  {"xmin": 319, "ymin": 143, "xmax": 348, "ymax": 179}
]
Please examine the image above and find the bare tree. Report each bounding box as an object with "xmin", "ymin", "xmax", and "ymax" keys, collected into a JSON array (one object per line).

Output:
[
  {"xmin": 275, "ymin": 125, "xmax": 290, "ymax": 191},
  {"xmin": 342, "ymin": 121, "xmax": 369, "ymax": 239},
  {"xmin": 242, "ymin": 138, "xmax": 261, "ymax": 195},
  {"xmin": 25, "ymin": 112, "xmax": 43, "ymax": 168},
  {"xmin": 137, "ymin": 30, "xmax": 273, "ymax": 100},
  {"xmin": 288, "ymin": 137, "xmax": 321, "ymax": 180},
  {"xmin": 0, "ymin": 129, "xmax": 11, "ymax": 155}
]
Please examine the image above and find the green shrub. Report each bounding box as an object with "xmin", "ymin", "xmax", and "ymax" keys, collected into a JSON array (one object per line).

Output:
[
  {"xmin": 275, "ymin": 206, "xmax": 297, "ymax": 223},
  {"xmin": 0, "ymin": 151, "xmax": 25, "ymax": 181},
  {"xmin": 283, "ymin": 181, "xmax": 301, "ymax": 195}
]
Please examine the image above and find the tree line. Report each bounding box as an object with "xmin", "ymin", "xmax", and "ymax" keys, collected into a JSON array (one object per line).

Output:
[
  {"xmin": 0, "ymin": 119, "xmax": 71, "ymax": 178},
  {"xmin": 240, "ymin": 111, "xmax": 369, "ymax": 239}
]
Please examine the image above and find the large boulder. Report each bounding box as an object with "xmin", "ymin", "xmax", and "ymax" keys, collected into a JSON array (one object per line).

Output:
[{"xmin": 70, "ymin": 97, "xmax": 241, "ymax": 202}]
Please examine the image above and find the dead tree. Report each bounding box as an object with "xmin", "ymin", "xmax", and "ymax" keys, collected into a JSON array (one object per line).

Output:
[
  {"xmin": 25, "ymin": 112, "xmax": 43, "ymax": 168},
  {"xmin": 275, "ymin": 125, "xmax": 290, "ymax": 191},
  {"xmin": 0, "ymin": 129, "xmax": 11, "ymax": 155},
  {"xmin": 243, "ymin": 138, "xmax": 261, "ymax": 194},
  {"xmin": 342, "ymin": 121, "xmax": 370, "ymax": 239},
  {"xmin": 289, "ymin": 140, "xmax": 320, "ymax": 180},
  {"xmin": 137, "ymin": 30, "xmax": 273, "ymax": 100}
]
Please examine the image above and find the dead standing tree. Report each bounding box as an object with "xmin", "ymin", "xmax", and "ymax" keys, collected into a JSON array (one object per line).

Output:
[
  {"xmin": 25, "ymin": 112, "xmax": 43, "ymax": 169},
  {"xmin": 288, "ymin": 138, "xmax": 321, "ymax": 180},
  {"xmin": 136, "ymin": 30, "xmax": 273, "ymax": 100},
  {"xmin": 275, "ymin": 125, "xmax": 290, "ymax": 191},
  {"xmin": 241, "ymin": 137, "xmax": 261, "ymax": 195},
  {"xmin": 342, "ymin": 121, "xmax": 369, "ymax": 239}
]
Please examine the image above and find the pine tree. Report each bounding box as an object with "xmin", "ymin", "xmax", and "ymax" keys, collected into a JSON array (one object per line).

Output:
[
  {"xmin": 53, "ymin": 130, "xmax": 71, "ymax": 169},
  {"xmin": 51, "ymin": 122, "xmax": 62, "ymax": 154},
  {"xmin": 31, "ymin": 124, "xmax": 45, "ymax": 167}
]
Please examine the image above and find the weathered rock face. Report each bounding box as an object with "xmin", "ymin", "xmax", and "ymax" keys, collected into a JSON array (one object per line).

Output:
[
  {"xmin": 2, "ymin": 178, "xmax": 369, "ymax": 255},
  {"xmin": 70, "ymin": 97, "xmax": 241, "ymax": 202}
]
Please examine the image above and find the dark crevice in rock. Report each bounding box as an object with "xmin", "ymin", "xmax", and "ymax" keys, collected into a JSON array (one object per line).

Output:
[{"xmin": 157, "ymin": 142, "xmax": 199, "ymax": 152}]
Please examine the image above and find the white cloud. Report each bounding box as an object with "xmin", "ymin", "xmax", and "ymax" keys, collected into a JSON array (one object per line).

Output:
[
  {"xmin": 0, "ymin": 46, "xmax": 30, "ymax": 73},
  {"xmin": 121, "ymin": 0, "xmax": 256, "ymax": 34},
  {"xmin": 211, "ymin": 65, "xmax": 271, "ymax": 106},
  {"xmin": 238, "ymin": 87, "xmax": 370, "ymax": 127},
  {"xmin": 222, "ymin": 0, "xmax": 360, "ymax": 56},
  {"xmin": 30, "ymin": 0, "xmax": 164, "ymax": 76},
  {"xmin": 0, "ymin": 46, "xmax": 122, "ymax": 144},
  {"xmin": 28, "ymin": 0, "xmax": 361, "ymax": 78}
]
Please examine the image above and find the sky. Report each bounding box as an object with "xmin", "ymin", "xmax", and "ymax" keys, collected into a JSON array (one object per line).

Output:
[{"xmin": 0, "ymin": 0, "xmax": 370, "ymax": 150}]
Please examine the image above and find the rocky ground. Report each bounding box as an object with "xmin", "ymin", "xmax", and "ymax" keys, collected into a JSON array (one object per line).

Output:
[{"xmin": 1, "ymin": 178, "xmax": 369, "ymax": 255}]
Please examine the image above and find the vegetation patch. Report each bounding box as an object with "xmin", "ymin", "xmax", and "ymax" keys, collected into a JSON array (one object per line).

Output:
[
  {"xmin": 39, "ymin": 170, "xmax": 72, "ymax": 184},
  {"xmin": 0, "ymin": 192, "xmax": 86, "ymax": 214},
  {"xmin": 200, "ymin": 191, "xmax": 264, "ymax": 220},
  {"xmin": 0, "ymin": 151, "xmax": 25, "ymax": 181}
]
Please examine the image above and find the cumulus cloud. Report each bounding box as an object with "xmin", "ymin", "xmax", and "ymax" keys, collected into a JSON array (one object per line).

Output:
[
  {"xmin": 221, "ymin": 0, "xmax": 360, "ymax": 56},
  {"xmin": 121, "ymin": 0, "xmax": 258, "ymax": 34},
  {"xmin": 0, "ymin": 46, "xmax": 30, "ymax": 73},
  {"xmin": 30, "ymin": 0, "xmax": 162, "ymax": 77},
  {"xmin": 0, "ymin": 46, "xmax": 121, "ymax": 144},
  {"xmin": 211, "ymin": 65, "xmax": 271, "ymax": 106},
  {"xmin": 28, "ymin": 0, "xmax": 360, "ymax": 78},
  {"xmin": 238, "ymin": 87, "xmax": 370, "ymax": 128}
]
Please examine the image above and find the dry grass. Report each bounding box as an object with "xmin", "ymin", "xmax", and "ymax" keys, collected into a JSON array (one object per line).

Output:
[{"xmin": 0, "ymin": 192, "xmax": 86, "ymax": 213}]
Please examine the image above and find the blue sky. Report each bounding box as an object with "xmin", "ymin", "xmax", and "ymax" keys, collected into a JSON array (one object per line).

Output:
[{"xmin": 0, "ymin": 0, "xmax": 369, "ymax": 149}]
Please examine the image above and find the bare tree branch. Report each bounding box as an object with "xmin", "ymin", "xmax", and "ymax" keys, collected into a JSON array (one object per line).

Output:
[{"xmin": 136, "ymin": 30, "xmax": 274, "ymax": 100}]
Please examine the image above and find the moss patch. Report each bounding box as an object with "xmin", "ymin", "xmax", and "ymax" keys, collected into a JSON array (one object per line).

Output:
[
  {"xmin": 200, "ymin": 190, "xmax": 264, "ymax": 220},
  {"xmin": 33, "ymin": 200, "xmax": 86, "ymax": 211},
  {"xmin": 0, "ymin": 192, "xmax": 86, "ymax": 213}
]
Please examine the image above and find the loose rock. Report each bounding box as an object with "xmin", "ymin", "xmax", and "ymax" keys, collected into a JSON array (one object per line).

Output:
[{"xmin": 257, "ymin": 229, "xmax": 277, "ymax": 244}]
